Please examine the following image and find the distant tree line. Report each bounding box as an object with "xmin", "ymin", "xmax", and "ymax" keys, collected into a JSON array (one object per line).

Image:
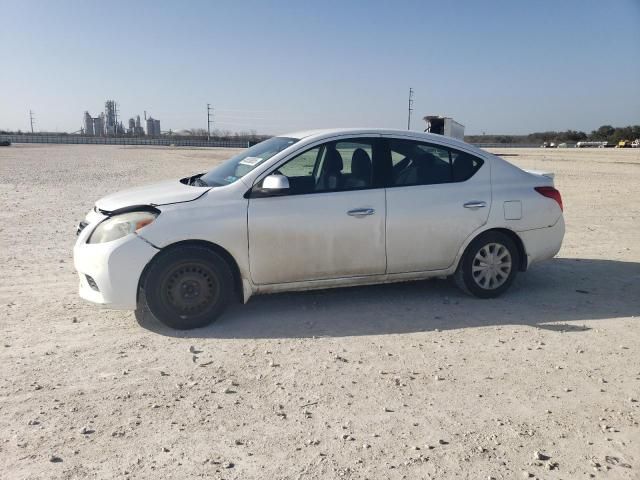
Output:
[
  {"xmin": 465, "ymin": 125, "xmax": 640, "ymax": 145},
  {"xmin": 177, "ymin": 128, "xmax": 270, "ymax": 143}
]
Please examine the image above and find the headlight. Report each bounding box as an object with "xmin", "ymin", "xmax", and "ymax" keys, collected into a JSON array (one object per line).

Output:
[{"xmin": 88, "ymin": 211, "xmax": 158, "ymax": 244}]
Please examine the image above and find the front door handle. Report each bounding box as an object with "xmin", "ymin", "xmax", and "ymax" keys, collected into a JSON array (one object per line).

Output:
[
  {"xmin": 463, "ymin": 201, "xmax": 487, "ymax": 209},
  {"xmin": 347, "ymin": 208, "xmax": 375, "ymax": 217}
]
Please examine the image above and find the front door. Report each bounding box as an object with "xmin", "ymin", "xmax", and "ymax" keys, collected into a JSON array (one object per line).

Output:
[{"xmin": 248, "ymin": 138, "xmax": 386, "ymax": 285}]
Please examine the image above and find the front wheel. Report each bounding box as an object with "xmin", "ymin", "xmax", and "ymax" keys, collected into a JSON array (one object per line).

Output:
[
  {"xmin": 143, "ymin": 246, "xmax": 233, "ymax": 329},
  {"xmin": 454, "ymin": 231, "xmax": 520, "ymax": 298}
]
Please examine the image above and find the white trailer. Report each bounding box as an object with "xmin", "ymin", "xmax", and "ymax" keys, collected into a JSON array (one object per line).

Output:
[
  {"xmin": 423, "ymin": 116, "xmax": 465, "ymax": 141},
  {"xmin": 576, "ymin": 141, "xmax": 607, "ymax": 148}
]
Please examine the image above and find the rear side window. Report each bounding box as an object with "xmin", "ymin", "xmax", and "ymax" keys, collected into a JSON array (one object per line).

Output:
[
  {"xmin": 388, "ymin": 139, "xmax": 483, "ymax": 186},
  {"xmin": 450, "ymin": 150, "xmax": 484, "ymax": 182}
]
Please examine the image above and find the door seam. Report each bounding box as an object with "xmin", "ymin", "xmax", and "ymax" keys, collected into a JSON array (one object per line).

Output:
[{"xmin": 383, "ymin": 188, "xmax": 388, "ymax": 274}]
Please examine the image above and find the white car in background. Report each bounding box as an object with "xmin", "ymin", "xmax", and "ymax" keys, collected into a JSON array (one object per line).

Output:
[{"xmin": 74, "ymin": 129, "xmax": 564, "ymax": 329}]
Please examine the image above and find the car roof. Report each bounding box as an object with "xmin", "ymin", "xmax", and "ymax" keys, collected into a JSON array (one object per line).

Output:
[{"xmin": 281, "ymin": 128, "xmax": 476, "ymax": 152}]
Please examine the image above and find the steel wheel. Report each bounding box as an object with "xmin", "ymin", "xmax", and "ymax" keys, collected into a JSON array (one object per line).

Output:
[
  {"xmin": 472, "ymin": 242, "xmax": 512, "ymax": 290},
  {"xmin": 143, "ymin": 245, "xmax": 233, "ymax": 329},
  {"xmin": 161, "ymin": 262, "xmax": 220, "ymax": 315}
]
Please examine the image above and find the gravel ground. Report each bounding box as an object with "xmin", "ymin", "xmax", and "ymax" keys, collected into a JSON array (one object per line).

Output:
[{"xmin": 1, "ymin": 144, "xmax": 639, "ymax": 479}]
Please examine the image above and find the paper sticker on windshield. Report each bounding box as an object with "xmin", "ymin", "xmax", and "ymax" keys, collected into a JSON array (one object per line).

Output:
[{"xmin": 239, "ymin": 156, "xmax": 263, "ymax": 166}]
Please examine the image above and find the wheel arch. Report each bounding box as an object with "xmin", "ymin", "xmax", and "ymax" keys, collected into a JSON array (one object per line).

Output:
[
  {"xmin": 455, "ymin": 227, "xmax": 527, "ymax": 272},
  {"xmin": 137, "ymin": 239, "xmax": 245, "ymax": 304}
]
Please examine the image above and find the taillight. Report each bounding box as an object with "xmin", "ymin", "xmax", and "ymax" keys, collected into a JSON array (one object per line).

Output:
[{"xmin": 535, "ymin": 186, "xmax": 563, "ymax": 211}]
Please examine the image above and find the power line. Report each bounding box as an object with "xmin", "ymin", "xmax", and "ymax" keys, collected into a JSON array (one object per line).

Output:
[
  {"xmin": 29, "ymin": 110, "xmax": 35, "ymax": 133},
  {"xmin": 207, "ymin": 104, "xmax": 214, "ymax": 140},
  {"xmin": 407, "ymin": 88, "xmax": 414, "ymax": 130}
]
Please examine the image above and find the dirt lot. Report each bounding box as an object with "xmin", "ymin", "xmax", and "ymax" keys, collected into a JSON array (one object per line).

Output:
[{"xmin": 1, "ymin": 144, "xmax": 639, "ymax": 479}]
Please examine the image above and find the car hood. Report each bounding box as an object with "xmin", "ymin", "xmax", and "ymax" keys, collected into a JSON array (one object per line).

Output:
[{"xmin": 95, "ymin": 180, "xmax": 210, "ymax": 212}]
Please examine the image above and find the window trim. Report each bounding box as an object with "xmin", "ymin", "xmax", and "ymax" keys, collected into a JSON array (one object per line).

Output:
[
  {"xmin": 381, "ymin": 138, "xmax": 484, "ymax": 188},
  {"xmin": 249, "ymin": 137, "xmax": 386, "ymax": 198}
]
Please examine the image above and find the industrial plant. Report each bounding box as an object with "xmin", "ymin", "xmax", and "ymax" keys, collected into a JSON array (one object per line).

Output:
[
  {"xmin": 82, "ymin": 100, "xmax": 161, "ymax": 137},
  {"xmin": 145, "ymin": 117, "xmax": 161, "ymax": 137}
]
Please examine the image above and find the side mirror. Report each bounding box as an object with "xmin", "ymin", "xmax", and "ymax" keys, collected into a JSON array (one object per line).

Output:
[{"xmin": 256, "ymin": 174, "xmax": 290, "ymax": 196}]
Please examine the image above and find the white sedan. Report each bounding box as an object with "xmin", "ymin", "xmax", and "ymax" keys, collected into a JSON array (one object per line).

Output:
[{"xmin": 74, "ymin": 129, "xmax": 564, "ymax": 329}]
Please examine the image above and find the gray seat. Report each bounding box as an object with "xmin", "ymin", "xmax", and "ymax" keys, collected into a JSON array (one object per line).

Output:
[
  {"xmin": 316, "ymin": 147, "xmax": 343, "ymax": 191},
  {"xmin": 345, "ymin": 148, "xmax": 371, "ymax": 188}
]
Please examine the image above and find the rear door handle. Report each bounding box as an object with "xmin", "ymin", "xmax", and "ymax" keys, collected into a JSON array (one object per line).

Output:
[
  {"xmin": 464, "ymin": 201, "xmax": 487, "ymax": 209},
  {"xmin": 347, "ymin": 208, "xmax": 375, "ymax": 217}
]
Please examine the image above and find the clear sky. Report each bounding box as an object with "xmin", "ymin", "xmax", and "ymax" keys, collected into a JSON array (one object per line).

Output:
[{"xmin": 1, "ymin": 0, "xmax": 638, "ymax": 135}]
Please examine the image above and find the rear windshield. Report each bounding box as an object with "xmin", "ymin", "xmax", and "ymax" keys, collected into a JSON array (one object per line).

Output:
[{"xmin": 201, "ymin": 137, "xmax": 298, "ymax": 186}]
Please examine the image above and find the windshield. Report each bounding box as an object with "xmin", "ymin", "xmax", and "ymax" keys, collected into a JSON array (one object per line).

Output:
[{"xmin": 201, "ymin": 137, "xmax": 299, "ymax": 187}]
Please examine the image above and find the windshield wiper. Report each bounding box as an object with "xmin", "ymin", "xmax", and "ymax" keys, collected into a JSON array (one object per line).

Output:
[
  {"xmin": 193, "ymin": 177, "xmax": 208, "ymax": 187},
  {"xmin": 187, "ymin": 174, "xmax": 208, "ymax": 187}
]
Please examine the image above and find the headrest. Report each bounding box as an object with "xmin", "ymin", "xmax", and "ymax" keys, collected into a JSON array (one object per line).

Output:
[
  {"xmin": 324, "ymin": 147, "xmax": 343, "ymax": 173},
  {"xmin": 351, "ymin": 148, "xmax": 371, "ymax": 178}
]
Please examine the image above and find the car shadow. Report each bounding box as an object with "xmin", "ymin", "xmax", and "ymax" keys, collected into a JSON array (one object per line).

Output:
[{"xmin": 136, "ymin": 258, "xmax": 640, "ymax": 339}]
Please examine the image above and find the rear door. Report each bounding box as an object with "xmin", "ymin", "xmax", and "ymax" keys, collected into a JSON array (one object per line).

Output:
[
  {"xmin": 383, "ymin": 137, "xmax": 491, "ymax": 273},
  {"xmin": 247, "ymin": 137, "xmax": 387, "ymax": 285}
]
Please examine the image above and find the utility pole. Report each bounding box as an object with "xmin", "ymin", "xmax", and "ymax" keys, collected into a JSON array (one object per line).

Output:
[
  {"xmin": 407, "ymin": 88, "xmax": 414, "ymax": 130},
  {"xmin": 114, "ymin": 102, "xmax": 119, "ymax": 136},
  {"xmin": 207, "ymin": 104, "xmax": 213, "ymax": 141},
  {"xmin": 29, "ymin": 110, "xmax": 35, "ymax": 133}
]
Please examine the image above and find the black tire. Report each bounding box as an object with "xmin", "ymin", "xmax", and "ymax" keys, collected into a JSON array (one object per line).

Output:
[
  {"xmin": 454, "ymin": 231, "xmax": 520, "ymax": 298},
  {"xmin": 143, "ymin": 245, "xmax": 233, "ymax": 329}
]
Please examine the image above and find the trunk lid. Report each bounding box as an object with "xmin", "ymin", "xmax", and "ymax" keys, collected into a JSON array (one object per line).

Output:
[{"xmin": 523, "ymin": 169, "xmax": 555, "ymax": 182}]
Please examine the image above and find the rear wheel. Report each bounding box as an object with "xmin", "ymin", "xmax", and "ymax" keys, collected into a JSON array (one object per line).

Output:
[
  {"xmin": 143, "ymin": 246, "xmax": 233, "ymax": 329},
  {"xmin": 454, "ymin": 231, "xmax": 519, "ymax": 298}
]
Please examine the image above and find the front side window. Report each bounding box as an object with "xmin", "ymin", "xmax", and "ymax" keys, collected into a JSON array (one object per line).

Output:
[
  {"xmin": 201, "ymin": 136, "xmax": 298, "ymax": 186},
  {"xmin": 389, "ymin": 139, "xmax": 483, "ymax": 186},
  {"xmin": 268, "ymin": 138, "xmax": 376, "ymax": 195}
]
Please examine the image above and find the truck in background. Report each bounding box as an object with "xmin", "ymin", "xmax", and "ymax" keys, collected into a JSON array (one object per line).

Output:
[
  {"xmin": 576, "ymin": 141, "xmax": 608, "ymax": 148},
  {"xmin": 423, "ymin": 115, "xmax": 465, "ymax": 141}
]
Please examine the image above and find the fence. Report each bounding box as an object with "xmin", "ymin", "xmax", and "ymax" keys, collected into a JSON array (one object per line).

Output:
[
  {"xmin": 0, "ymin": 134, "xmax": 249, "ymax": 148},
  {"xmin": 1, "ymin": 134, "xmax": 549, "ymax": 150}
]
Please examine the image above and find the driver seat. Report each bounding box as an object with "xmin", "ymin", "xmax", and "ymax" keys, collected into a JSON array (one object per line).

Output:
[
  {"xmin": 345, "ymin": 148, "xmax": 371, "ymax": 188},
  {"xmin": 316, "ymin": 147, "xmax": 343, "ymax": 191}
]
